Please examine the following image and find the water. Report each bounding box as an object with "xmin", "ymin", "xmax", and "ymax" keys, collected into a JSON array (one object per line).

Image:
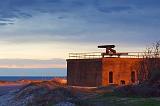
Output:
[
  {"xmin": 0, "ymin": 76, "xmax": 66, "ymax": 81},
  {"xmin": 0, "ymin": 68, "xmax": 67, "ymax": 81}
]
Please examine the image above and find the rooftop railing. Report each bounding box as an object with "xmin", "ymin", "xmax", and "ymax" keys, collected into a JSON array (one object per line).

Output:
[
  {"xmin": 69, "ymin": 52, "xmax": 157, "ymax": 59},
  {"xmin": 69, "ymin": 52, "xmax": 102, "ymax": 59}
]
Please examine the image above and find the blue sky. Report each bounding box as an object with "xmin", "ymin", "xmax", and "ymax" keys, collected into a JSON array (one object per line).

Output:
[{"xmin": 0, "ymin": 0, "xmax": 159, "ymax": 71}]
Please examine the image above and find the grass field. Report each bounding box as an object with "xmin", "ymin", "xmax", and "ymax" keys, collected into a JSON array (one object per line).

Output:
[{"xmin": 76, "ymin": 92, "xmax": 160, "ymax": 106}]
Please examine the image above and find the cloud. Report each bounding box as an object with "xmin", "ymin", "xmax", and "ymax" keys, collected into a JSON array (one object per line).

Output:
[
  {"xmin": 0, "ymin": 23, "xmax": 8, "ymax": 26},
  {"xmin": 0, "ymin": 58, "xmax": 66, "ymax": 68},
  {"xmin": 97, "ymin": 6, "xmax": 132, "ymax": 13},
  {"xmin": 0, "ymin": 0, "xmax": 159, "ymax": 46}
]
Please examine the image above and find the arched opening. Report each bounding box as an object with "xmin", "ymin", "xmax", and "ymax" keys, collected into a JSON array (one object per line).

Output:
[
  {"xmin": 109, "ymin": 71, "xmax": 113, "ymax": 83},
  {"xmin": 131, "ymin": 71, "xmax": 135, "ymax": 83},
  {"xmin": 120, "ymin": 80, "xmax": 125, "ymax": 85}
]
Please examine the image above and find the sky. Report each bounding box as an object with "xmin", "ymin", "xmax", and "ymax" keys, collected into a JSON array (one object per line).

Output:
[{"xmin": 0, "ymin": 0, "xmax": 160, "ymax": 70}]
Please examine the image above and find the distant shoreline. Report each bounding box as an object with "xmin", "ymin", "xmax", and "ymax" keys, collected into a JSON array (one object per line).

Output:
[
  {"xmin": 0, "ymin": 76, "xmax": 66, "ymax": 81},
  {"xmin": 0, "ymin": 68, "xmax": 67, "ymax": 78}
]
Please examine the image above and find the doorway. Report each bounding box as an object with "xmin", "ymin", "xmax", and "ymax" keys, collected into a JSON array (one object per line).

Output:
[
  {"xmin": 109, "ymin": 71, "xmax": 113, "ymax": 83},
  {"xmin": 120, "ymin": 80, "xmax": 125, "ymax": 85},
  {"xmin": 131, "ymin": 71, "xmax": 135, "ymax": 83}
]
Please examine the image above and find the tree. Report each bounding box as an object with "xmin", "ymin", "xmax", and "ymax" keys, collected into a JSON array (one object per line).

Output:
[{"xmin": 138, "ymin": 41, "xmax": 160, "ymax": 83}]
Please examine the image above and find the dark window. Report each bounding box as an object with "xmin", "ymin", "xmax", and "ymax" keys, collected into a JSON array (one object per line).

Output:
[
  {"xmin": 131, "ymin": 71, "xmax": 135, "ymax": 83},
  {"xmin": 109, "ymin": 72, "xmax": 113, "ymax": 83},
  {"xmin": 120, "ymin": 80, "xmax": 125, "ymax": 85}
]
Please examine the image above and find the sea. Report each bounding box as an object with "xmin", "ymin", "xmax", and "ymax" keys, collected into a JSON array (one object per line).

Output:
[{"xmin": 0, "ymin": 68, "xmax": 66, "ymax": 81}]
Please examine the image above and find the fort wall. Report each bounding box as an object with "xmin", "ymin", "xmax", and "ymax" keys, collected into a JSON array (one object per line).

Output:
[
  {"xmin": 67, "ymin": 59, "xmax": 102, "ymax": 87},
  {"xmin": 102, "ymin": 58, "xmax": 141, "ymax": 86},
  {"xmin": 67, "ymin": 58, "xmax": 141, "ymax": 87}
]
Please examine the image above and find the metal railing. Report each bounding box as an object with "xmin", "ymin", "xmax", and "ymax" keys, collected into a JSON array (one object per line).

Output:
[
  {"xmin": 68, "ymin": 52, "xmax": 156, "ymax": 59},
  {"xmin": 69, "ymin": 52, "xmax": 102, "ymax": 59}
]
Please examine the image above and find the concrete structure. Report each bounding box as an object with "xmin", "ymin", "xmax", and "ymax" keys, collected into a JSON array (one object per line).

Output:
[{"xmin": 67, "ymin": 45, "xmax": 142, "ymax": 87}]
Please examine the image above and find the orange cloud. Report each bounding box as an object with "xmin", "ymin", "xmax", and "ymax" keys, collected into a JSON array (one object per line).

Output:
[
  {"xmin": 0, "ymin": 64, "xmax": 66, "ymax": 68},
  {"xmin": 0, "ymin": 59, "xmax": 66, "ymax": 68}
]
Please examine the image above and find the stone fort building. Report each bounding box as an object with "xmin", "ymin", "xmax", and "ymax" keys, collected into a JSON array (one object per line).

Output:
[{"xmin": 67, "ymin": 45, "xmax": 142, "ymax": 87}]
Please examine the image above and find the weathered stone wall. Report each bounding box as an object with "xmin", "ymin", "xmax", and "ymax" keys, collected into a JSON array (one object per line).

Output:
[
  {"xmin": 67, "ymin": 58, "xmax": 142, "ymax": 87},
  {"xmin": 102, "ymin": 58, "xmax": 141, "ymax": 86},
  {"xmin": 67, "ymin": 59, "xmax": 102, "ymax": 87}
]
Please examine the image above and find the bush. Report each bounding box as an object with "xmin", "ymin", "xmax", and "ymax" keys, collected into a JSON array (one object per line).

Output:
[
  {"xmin": 115, "ymin": 82, "xmax": 160, "ymax": 97},
  {"xmin": 150, "ymin": 70, "xmax": 160, "ymax": 84}
]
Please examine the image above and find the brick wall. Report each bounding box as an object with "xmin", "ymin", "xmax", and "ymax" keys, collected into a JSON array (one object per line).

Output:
[
  {"xmin": 102, "ymin": 58, "xmax": 141, "ymax": 86},
  {"xmin": 67, "ymin": 58, "xmax": 142, "ymax": 87},
  {"xmin": 67, "ymin": 59, "xmax": 102, "ymax": 87}
]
